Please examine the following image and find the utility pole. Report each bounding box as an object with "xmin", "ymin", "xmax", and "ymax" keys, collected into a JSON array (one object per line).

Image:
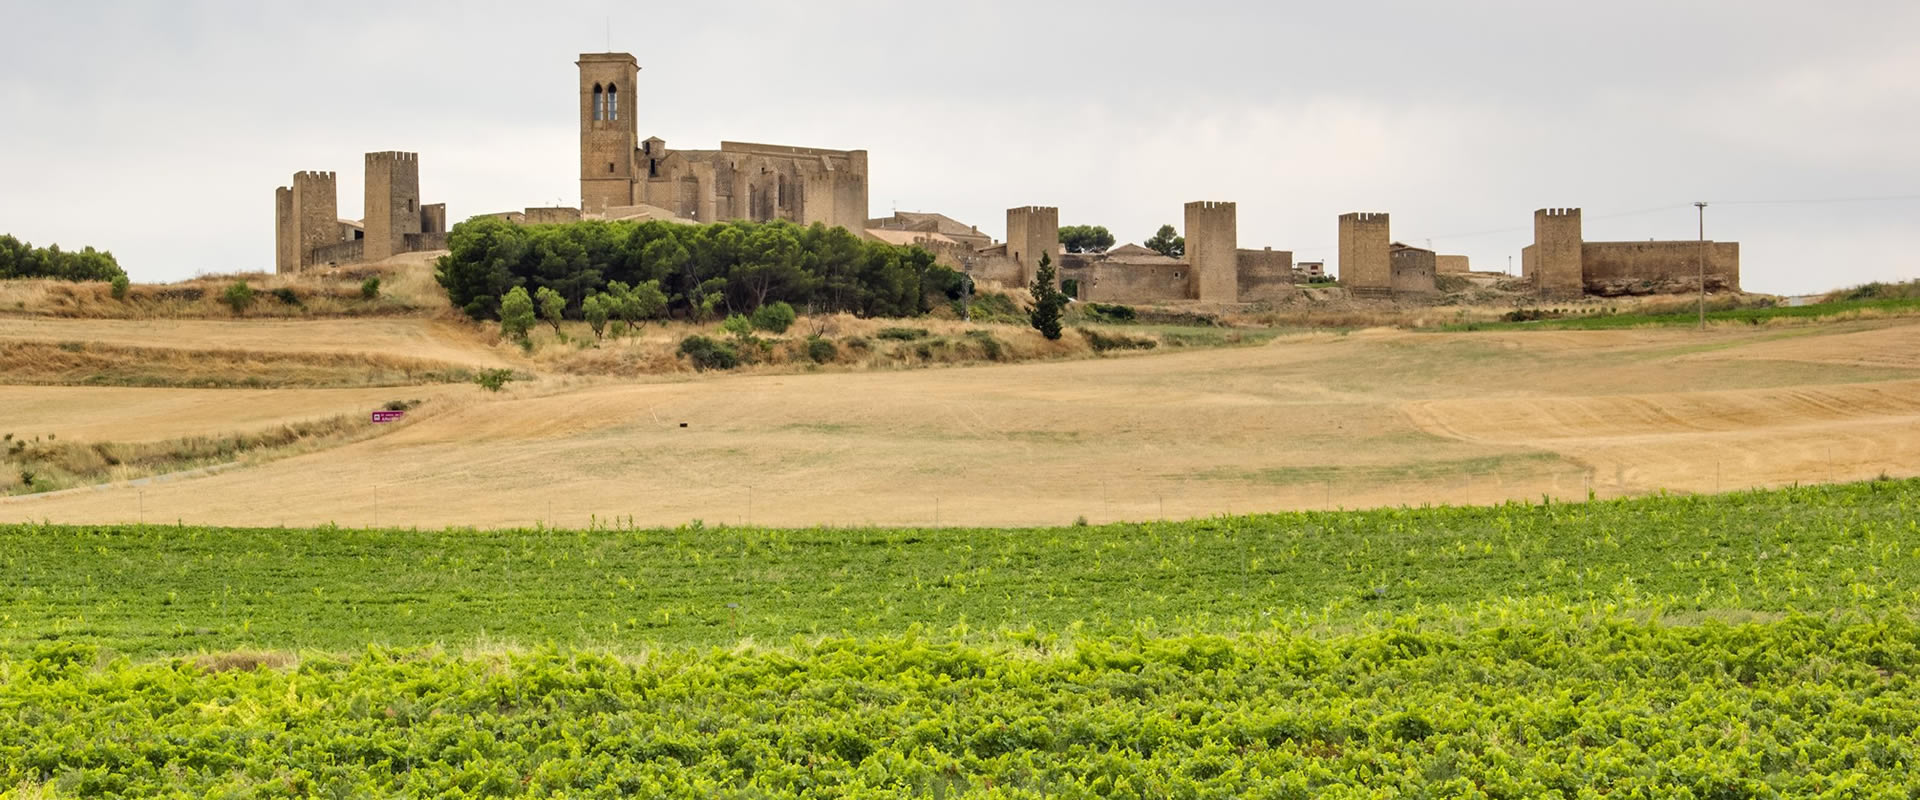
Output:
[{"xmin": 1696, "ymin": 201, "xmax": 1708, "ymax": 330}]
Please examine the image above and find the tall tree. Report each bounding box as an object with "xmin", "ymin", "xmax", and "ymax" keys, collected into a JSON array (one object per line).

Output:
[
  {"xmin": 1028, "ymin": 254, "xmax": 1066, "ymax": 341},
  {"xmin": 1144, "ymin": 224, "xmax": 1184, "ymax": 258}
]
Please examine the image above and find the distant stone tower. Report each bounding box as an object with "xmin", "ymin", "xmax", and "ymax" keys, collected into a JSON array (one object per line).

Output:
[
  {"xmin": 1338, "ymin": 212, "xmax": 1391, "ymax": 291},
  {"xmin": 290, "ymin": 171, "xmax": 338, "ymax": 270},
  {"xmin": 364, "ymin": 152, "xmax": 422, "ymax": 262},
  {"xmin": 1184, "ymin": 201, "xmax": 1238, "ymax": 302},
  {"xmin": 579, "ymin": 52, "xmax": 640, "ymax": 213},
  {"xmin": 1006, "ymin": 206, "xmax": 1060, "ymax": 286},
  {"xmin": 1531, "ymin": 208, "xmax": 1584, "ymax": 296},
  {"xmin": 274, "ymin": 187, "xmax": 294, "ymax": 274}
]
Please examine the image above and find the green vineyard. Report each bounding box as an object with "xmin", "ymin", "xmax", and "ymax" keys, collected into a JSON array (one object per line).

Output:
[{"xmin": 3, "ymin": 480, "xmax": 1919, "ymax": 797}]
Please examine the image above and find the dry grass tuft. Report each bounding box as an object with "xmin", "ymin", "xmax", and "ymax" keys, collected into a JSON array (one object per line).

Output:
[{"xmin": 0, "ymin": 253, "xmax": 449, "ymax": 319}]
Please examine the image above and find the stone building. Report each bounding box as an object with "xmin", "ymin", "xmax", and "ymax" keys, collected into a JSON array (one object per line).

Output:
[
  {"xmin": 1337, "ymin": 212, "xmax": 1393, "ymax": 295},
  {"xmin": 1520, "ymin": 207, "xmax": 1740, "ymax": 296},
  {"xmin": 577, "ymin": 53, "xmax": 868, "ymax": 232},
  {"xmin": 273, "ymin": 152, "xmax": 447, "ymax": 273}
]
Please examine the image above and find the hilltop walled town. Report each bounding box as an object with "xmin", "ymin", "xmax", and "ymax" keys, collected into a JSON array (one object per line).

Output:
[{"xmin": 274, "ymin": 50, "xmax": 1739, "ymax": 302}]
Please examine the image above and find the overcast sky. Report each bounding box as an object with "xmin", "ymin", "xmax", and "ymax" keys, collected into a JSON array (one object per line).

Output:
[{"xmin": 3, "ymin": 0, "xmax": 1917, "ymax": 294}]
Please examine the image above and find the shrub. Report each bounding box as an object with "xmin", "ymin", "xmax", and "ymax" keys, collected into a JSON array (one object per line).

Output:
[
  {"xmin": 109, "ymin": 274, "xmax": 129, "ymax": 300},
  {"xmin": 876, "ymin": 327, "xmax": 929, "ymax": 341},
  {"xmin": 806, "ymin": 337, "xmax": 837, "ymax": 364},
  {"xmin": 222, "ymin": 281, "xmax": 255, "ymax": 315},
  {"xmin": 1080, "ymin": 328, "xmax": 1157, "ymax": 352},
  {"xmin": 535, "ymin": 286, "xmax": 565, "ymax": 333},
  {"xmin": 271, "ymin": 287, "xmax": 300, "ymax": 306},
  {"xmin": 750, "ymin": 301, "xmax": 797, "ymax": 334},
  {"xmin": 360, "ymin": 277, "xmax": 381, "ymax": 300},
  {"xmin": 474, "ymin": 368, "xmax": 514, "ymax": 392},
  {"xmin": 1085, "ymin": 302, "xmax": 1136, "ymax": 323},
  {"xmin": 499, "ymin": 286, "xmax": 536, "ymax": 344},
  {"xmin": 965, "ymin": 330, "xmax": 1006, "ymax": 361},
  {"xmin": 678, "ymin": 335, "xmax": 740, "ymax": 371}
]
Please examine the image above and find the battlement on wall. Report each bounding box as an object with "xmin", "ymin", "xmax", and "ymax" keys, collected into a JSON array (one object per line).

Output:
[
  {"xmin": 1009, "ymin": 205, "xmax": 1058, "ymax": 215},
  {"xmin": 1340, "ymin": 212, "xmax": 1388, "ymax": 226},
  {"xmin": 1536, "ymin": 207, "xmax": 1581, "ymax": 219},
  {"xmin": 293, "ymin": 171, "xmax": 336, "ymax": 183},
  {"xmin": 366, "ymin": 151, "xmax": 419, "ymax": 163},
  {"xmin": 1185, "ymin": 201, "xmax": 1236, "ymax": 212}
]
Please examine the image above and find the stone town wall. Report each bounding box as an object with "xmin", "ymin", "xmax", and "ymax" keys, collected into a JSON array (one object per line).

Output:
[
  {"xmin": 1058, "ymin": 257, "xmax": 1191, "ymax": 304},
  {"xmin": 1184, "ymin": 201, "xmax": 1238, "ymax": 302},
  {"xmin": 525, "ymin": 207, "xmax": 584, "ymax": 225},
  {"xmin": 1581, "ymin": 241, "xmax": 1740, "ymax": 294},
  {"xmin": 1235, "ymin": 247, "xmax": 1297, "ymax": 302},
  {"xmin": 308, "ymin": 238, "xmax": 363, "ymax": 267},
  {"xmin": 1436, "ymin": 255, "xmax": 1470, "ymax": 273},
  {"xmin": 402, "ymin": 232, "xmax": 450, "ymax": 253},
  {"xmin": 1337, "ymin": 212, "xmax": 1391, "ymax": 290}
]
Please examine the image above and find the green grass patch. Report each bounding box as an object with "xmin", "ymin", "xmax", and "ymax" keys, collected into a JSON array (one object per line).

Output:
[{"xmin": 1436, "ymin": 295, "xmax": 1920, "ymax": 332}]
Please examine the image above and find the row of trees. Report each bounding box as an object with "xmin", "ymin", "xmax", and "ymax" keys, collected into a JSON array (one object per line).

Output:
[
  {"xmin": 1055, "ymin": 224, "xmax": 1185, "ymax": 258},
  {"xmin": 0, "ymin": 234, "xmax": 126, "ymax": 282},
  {"xmin": 435, "ymin": 217, "xmax": 964, "ymax": 323}
]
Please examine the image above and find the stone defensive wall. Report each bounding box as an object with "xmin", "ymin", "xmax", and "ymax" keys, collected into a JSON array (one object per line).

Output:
[
  {"xmin": 1234, "ymin": 248, "xmax": 1298, "ymax": 302},
  {"xmin": 1582, "ymin": 241, "xmax": 1740, "ymax": 294}
]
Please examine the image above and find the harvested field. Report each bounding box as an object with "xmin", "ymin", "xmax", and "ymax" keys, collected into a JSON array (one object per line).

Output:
[
  {"xmin": 0, "ymin": 339, "xmax": 474, "ymax": 388},
  {"xmin": 7, "ymin": 315, "xmax": 1918, "ymax": 527}
]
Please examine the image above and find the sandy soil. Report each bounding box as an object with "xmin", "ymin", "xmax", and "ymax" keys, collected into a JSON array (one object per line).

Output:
[{"xmin": 5, "ymin": 317, "xmax": 1918, "ymax": 528}]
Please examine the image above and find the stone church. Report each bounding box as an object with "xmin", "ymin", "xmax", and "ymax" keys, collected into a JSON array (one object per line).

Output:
[{"xmin": 577, "ymin": 53, "xmax": 869, "ymax": 232}]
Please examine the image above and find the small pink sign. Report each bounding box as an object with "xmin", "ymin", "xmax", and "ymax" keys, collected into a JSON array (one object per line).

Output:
[{"xmin": 371, "ymin": 410, "xmax": 405, "ymax": 423}]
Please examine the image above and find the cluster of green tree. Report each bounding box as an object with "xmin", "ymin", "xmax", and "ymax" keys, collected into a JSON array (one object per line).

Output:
[
  {"xmin": 1057, "ymin": 225, "xmax": 1115, "ymax": 253},
  {"xmin": 435, "ymin": 217, "xmax": 965, "ymax": 323},
  {"xmin": 0, "ymin": 235, "xmax": 126, "ymax": 282}
]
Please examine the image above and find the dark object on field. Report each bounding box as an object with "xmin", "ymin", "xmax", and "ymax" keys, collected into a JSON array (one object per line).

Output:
[{"xmin": 679, "ymin": 423, "xmax": 688, "ymax": 428}]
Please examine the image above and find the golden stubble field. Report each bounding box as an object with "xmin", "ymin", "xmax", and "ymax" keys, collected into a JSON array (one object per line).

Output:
[{"xmin": 6, "ymin": 315, "xmax": 1920, "ymax": 528}]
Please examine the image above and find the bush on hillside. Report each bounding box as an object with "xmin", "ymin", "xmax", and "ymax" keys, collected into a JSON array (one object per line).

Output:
[
  {"xmin": 678, "ymin": 335, "xmax": 740, "ymax": 371},
  {"xmin": 222, "ymin": 281, "xmax": 255, "ymax": 316},
  {"xmin": 750, "ymin": 301, "xmax": 797, "ymax": 333}
]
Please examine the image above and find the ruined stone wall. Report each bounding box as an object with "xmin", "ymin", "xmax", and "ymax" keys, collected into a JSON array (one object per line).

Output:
[
  {"xmin": 274, "ymin": 187, "xmax": 294, "ymax": 274},
  {"xmin": 291, "ymin": 171, "xmax": 338, "ymax": 270},
  {"xmin": 579, "ymin": 53, "xmax": 640, "ymax": 213},
  {"xmin": 420, "ymin": 203, "xmax": 447, "ymax": 235},
  {"xmin": 1532, "ymin": 208, "xmax": 1583, "ymax": 296},
  {"xmin": 365, "ymin": 152, "xmax": 422, "ymax": 262},
  {"xmin": 1581, "ymin": 241, "xmax": 1740, "ymax": 294},
  {"xmin": 1436, "ymin": 255, "xmax": 1470, "ymax": 273},
  {"xmin": 1235, "ymin": 247, "xmax": 1297, "ymax": 302},
  {"xmin": 1391, "ymin": 249, "xmax": 1438, "ymax": 296},
  {"xmin": 1337, "ymin": 212, "xmax": 1391, "ymax": 290},
  {"xmin": 1005, "ymin": 206, "xmax": 1059, "ymax": 286},
  {"xmin": 1184, "ymin": 201, "xmax": 1238, "ymax": 303}
]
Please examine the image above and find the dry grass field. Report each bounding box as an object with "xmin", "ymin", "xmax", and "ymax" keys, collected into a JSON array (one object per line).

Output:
[{"xmin": 5, "ymin": 302, "xmax": 1918, "ymax": 526}]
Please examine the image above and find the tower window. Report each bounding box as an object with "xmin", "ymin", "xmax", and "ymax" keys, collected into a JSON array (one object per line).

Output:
[
  {"xmin": 608, "ymin": 84, "xmax": 619, "ymax": 121},
  {"xmin": 592, "ymin": 84, "xmax": 604, "ymax": 121},
  {"xmin": 608, "ymin": 162, "xmax": 615, "ymax": 174}
]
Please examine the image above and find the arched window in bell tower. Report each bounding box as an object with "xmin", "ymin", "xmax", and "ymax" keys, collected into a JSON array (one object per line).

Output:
[
  {"xmin": 608, "ymin": 84, "xmax": 619, "ymax": 121},
  {"xmin": 592, "ymin": 83, "xmax": 604, "ymax": 121}
]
